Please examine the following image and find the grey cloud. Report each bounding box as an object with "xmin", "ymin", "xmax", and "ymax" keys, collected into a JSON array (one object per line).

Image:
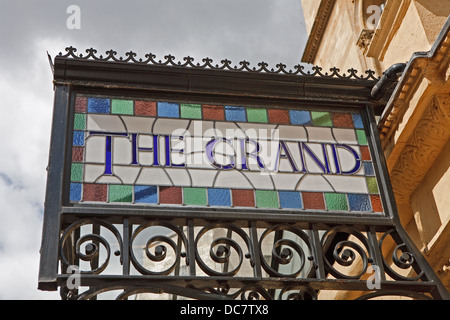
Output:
[{"xmin": 1, "ymin": 0, "xmax": 306, "ymax": 71}]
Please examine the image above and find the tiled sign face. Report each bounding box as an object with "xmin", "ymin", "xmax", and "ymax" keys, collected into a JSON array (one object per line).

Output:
[{"xmin": 69, "ymin": 95, "xmax": 384, "ymax": 214}]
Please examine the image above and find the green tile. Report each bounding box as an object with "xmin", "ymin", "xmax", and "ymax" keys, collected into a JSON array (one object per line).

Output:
[
  {"xmin": 246, "ymin": 108, "xmax": 268, "ymax": 123},
  {"xmin": 325, "ymin": 193, "xmax": 348, "ymax": 211},
  {"xmin": 356, "ymin": 130, "xmax": 368, "ymax": 145},
  {"xmin": 109, "ymin": 185, "xmax": 133, "ymax": 202},
  {"xmin": 73, "ymin": 113, "xmax": 86, "ymax": 130},
  {"xmin": 180, "ymin": 104, "xmax": 202, "ymax": 119},
  {"xmin": 255, "ymin": 190, "xmax": 278, "ymax": 208},
  {"xmin": 183, "ymin": 187, "xmax": 207, "ymax": 205},
  {"xmin": 311, "ymin": 111, "xmax": 332, "ymax": 126},
  {"xmin": 70, "ymin": 163, "xmax": 83, "ymax": 182},
  {"xmin": 366, "ymin": 177, "xmax": 379, "ymax": 194},
  {"xmin": 111, "ymin": 99, "xmax": 134, "ymax": 115}
]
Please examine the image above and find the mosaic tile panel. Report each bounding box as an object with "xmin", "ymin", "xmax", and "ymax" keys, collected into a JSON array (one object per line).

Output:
[{"xmin": 69, "ymin": 95, "xmax": 384, "ymax": 214}]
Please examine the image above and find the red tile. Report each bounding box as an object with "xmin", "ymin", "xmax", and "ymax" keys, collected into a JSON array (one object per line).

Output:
[
  {"xmin": 302, "ymin": 192, "xmax": 325, "ymax": 210},
  {"xmin": 202, "ymin": 105, "xmax": 224, "ymax": 120},
  {"xmin": 231, "ymin": 189, "xmax": 255, "ymax": 207},
  {"xmin": 332, "ymin": 112, "xmax": 354, "ymax": 128},
  {"xmin": 159, "ymin": 186, "xmax": 182, "ymax": 204},
  {"xmin": 72, "ymin": 146, "xmax": 84, "ymax": 162},
  {"xmin": 370, "ymin": 195, "xmax": 383, "ymax": 212},
  {"xmin": 75, "ymin": 96, "xmax": 87, "ymax": 113},
  {"xmin": 83, "ymin": 183, "xmax": 107, "ymax": 202},
  {"xmin": 135, "ymin": 100, "xmax": 156, "ymax": 116},
  {"xmin": 268, "ymin": 109, "xmax": 290, "ymax": 124},
  {"xmin": 360, "ymin": 146, "xmax": 371, "ymax": 161}
]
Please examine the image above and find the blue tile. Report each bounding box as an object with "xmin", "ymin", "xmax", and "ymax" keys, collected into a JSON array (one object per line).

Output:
[
  {"xmin": 279, "ymin": 191, "xmax": 302, "ymax": 209},
  {"xmin": 208, "ymin": 188, "xmax": 231, "ymax": 206},
  {"xmin": 363, "ymin": 162, "xmax": 375, "ymax": 176},
  {"xmin": 225, "ymin": 106, "xmax": 246, "ymax": 122},
  {"xmin": 348, "ymin": 194, "xmax": 371, "ymax": 212},
  {"xmin": 290, "ymin": 110, "xmax": 311, "ymax": 125},
  {"xmin": 70, "ymin": 183, "xmax": 82, "ymax": 201},
  {"xmin": 158, "ymin": 102, "xmax": 180, "ymax": 118},
  {"xmin": 73, "ymin": 131, "xmax": 85, "ymax": 146},
  {"xmin": 135, "ymin": 185, "xmax": 158, "ymax": 203},
  {"xmin": 88, "ymin": 98, "xmax": 110, "ymax": 114},
  {"xmin": 352, "ymin": 113, "xmax": 364, "ymax": 129}
]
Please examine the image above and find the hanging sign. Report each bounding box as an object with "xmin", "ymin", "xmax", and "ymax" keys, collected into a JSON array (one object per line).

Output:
[{"xmin": 69, "ymin": 95, "xmax": 383, "ymax": 214}]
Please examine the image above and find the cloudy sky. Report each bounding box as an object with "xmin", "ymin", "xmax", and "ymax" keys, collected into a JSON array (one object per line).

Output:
[{"xmin": 0, "ymin": 1, "xmax": 307, "ymax": 299}]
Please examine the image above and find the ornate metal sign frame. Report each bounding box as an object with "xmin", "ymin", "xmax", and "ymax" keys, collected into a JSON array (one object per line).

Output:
[{"xmin": 38, "ymin": 47, "xmax": 449, "ymax": 300}]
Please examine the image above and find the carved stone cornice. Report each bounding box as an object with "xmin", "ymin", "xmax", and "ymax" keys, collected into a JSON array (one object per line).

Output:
[
  {"xmin": 378, "ymin": 18, "xmax": 450, "ymax": 145},
  {"xmin": 378, "ymin": 18, "xmax": 450, "ymax": 204},
  {"xmin": 389, "ymin": 95, "xmax": 450, "ymax": 204},
  {"xmin": 301, "ymin": 0, "xmax": 336, "ymax": 64}
]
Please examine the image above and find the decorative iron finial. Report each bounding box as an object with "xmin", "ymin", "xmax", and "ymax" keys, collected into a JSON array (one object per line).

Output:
[{"xmin": 57, "ymin": 46, "xmax": 379, "ymax": 80}]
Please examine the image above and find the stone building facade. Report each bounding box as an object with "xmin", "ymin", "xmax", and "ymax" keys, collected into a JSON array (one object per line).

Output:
[{"xmin": 301, "ymin": 0, "xmax": 450, "ymax": 298}]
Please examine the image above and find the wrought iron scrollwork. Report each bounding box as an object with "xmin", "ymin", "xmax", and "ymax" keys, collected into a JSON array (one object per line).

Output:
[
  {"xmin": 130, "ymin": 221, "xmax": 189, "ymax": 276},
  {"xmin": 321, "ymin": 226, "xmax": 371, "ymax": 280},
  {"xmin": 56, "ymin": 218, "xmax": 447, "ymax": 300},
  {"xmin": 194, "ymin": 222, "xmax": 253, "ymax": 277},
  {"xmin": 59, "ymin": 218, "xmax": 123, "ymax": 274},
  {"xmin": 378, "ymin": 229, "xmax": 424, "ymax": 281},
  {"xmin": 56, "ymin": 46, "xmax": 379, "ymax": 80},
  {"xmin": 258, "ymin": 224, "xmax": 314, "ymax": 278}
]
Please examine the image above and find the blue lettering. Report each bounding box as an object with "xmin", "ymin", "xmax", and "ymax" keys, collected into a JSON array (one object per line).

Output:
[
  {"xmin": 89, "ymin": 131, "xmax": 128, "ymax": 175},
  {"xmin": 275, "ymin": 141, "xmax": 299, "ymax": 172},
  {"xmin": 240, "ymin": 139, "xmax": 265, "ymax": 170},
  {"xmin": 336, "ymin": 144, "xmax": 362, "ymax": 174},
  {"xmin": 89, "ymin": 131, "xmax": 362, "ymax": 176},
  {"xmin": 206, "ymin": 138, "xmax": 235, "ymax": 170},
  {"xmin": 300, "ymin": 142, "xmax": 331, "ymax": 174}
]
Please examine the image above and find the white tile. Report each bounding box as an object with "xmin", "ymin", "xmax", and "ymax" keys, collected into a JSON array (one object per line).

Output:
[
  {"xmin": 242, "ymin": 171, "xmax": 275, "ymax": 190},
  {"xmin": 87, "ymin": 114, "xmax": 126, "ymax": 132},
  {"xmin": 276, "ymin": 125, "xmax": 307, "ymax": 141},
  {"xmin": 272, "ymin": 172, "xmax": 305, "ymax": 190},
  {"xmin": 83, "ymin": 164, "xmax": 105, "ymax": 182},
  {"xmin": 333, "ymin": 128, "xmax": 357, "ymax": 144},
  {"xmin": 112, "ymin": 136, "xmax": 132, "ymax": 165},
  {"xmin": 152, "ymin": 118, "xmax": 190, "ymax": 135},
  {"xmin": 306, "ymin": 126, "xmax": 335, "ymax": 143},
  {"xmin": 188, "ymin": 169, "xmax": 217, "ymax": 187},
  {"xmin": 121, "ymin": 116, "xmax": 155, "ymax": 133},
  {"xmin": 212, "ymin": 170, "xmax": 253, "ymax": 189},
  {"xmin": 296, "ymin": 174, "xmax": 334, "ymax": 192},
  {"xmin": 237, "ymin": 123, "xmax": 277, "ymax": 140},
  {"xmin": 214, "ymin": 121, "xmax": 246, "ymax": 139},
  {"xmin": 325, "ymin": 175, "xmax": 368, "ymax": 193},
  {"xmin": 96, "ymin": 175, "xmax": 122, "ymax": 184},
  {"xmin": 137, "ymin": 134, "xmax": 153, "ymax": 148},
  {"xmin": 165, "ymin": 168, "xmax": 192, "ymax": 187},
  {"xmin": 112, "ymin": 166, "xmax": 140, "ymax": 184},
  {"xmin": 186, "ymin": 120, "xmax": 216, "ymax": 137},
  {"xmin": 85, "ymin": 135, "xmax": 106, "ymax": 163},
  {"xmin": 136, "ymin": 167, "xmax": 173, "ymax": 186},
  {"xmin": 185, "ymin": 152, "xmax": 214, "ymax": 169}
]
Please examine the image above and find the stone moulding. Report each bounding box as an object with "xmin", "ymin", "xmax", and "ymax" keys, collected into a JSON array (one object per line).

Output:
[
  {"xmin": 378, "ymin": 17, "xmax": 450, "ymax": 204},
  {"xmin": 301, "ymin": 0, "xmax": 336, "ymax": 64},
  {"xmin": 378, "ymin": 17, "xmax": 450, "ymax": 144},
  {"xmin": 389, "ymin": 95, "xmax": 450, "ymax": 204}
]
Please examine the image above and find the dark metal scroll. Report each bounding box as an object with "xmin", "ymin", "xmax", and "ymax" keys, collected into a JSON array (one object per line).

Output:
[{"xmin": 57, "ymin": 216, "xmax": 447, "ymax": 300}]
